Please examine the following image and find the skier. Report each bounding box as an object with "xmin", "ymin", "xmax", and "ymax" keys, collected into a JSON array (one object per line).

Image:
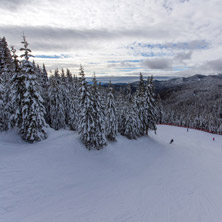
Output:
[
  {"xmin": 170, "ymin": 139, "xmax": 174, "ymax": 144},
  {"xmin": 187, "ymin": 128, "xmax": 189, "ymax": 132},
  {"xmin": 213, "ymin": 137, "xmax": 215, "ymax": 141}
]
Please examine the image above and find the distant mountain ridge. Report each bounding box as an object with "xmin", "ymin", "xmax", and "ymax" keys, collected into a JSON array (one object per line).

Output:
[
  {"xmin": 153, "ymin": 74, "xmax": 222, "ymax": 99},
  {"xmin": 104, "ymin": 74, "xmax": 222, "ymax": 97}
]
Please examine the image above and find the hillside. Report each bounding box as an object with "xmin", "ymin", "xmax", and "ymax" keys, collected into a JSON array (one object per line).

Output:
[
  {"xmin": 154, "ymin": 74, "xmax": 222, "ymax": 100},
  {"xmin": 1, "ymin": 126, "xmax": 222, "ymax": 222},
  {"xmin": 156, "ymin": 74, "xmax": 222, "ymax": 132}
]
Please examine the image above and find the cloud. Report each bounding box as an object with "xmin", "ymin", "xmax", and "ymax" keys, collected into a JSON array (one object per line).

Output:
[
  {"xmin": 107, "ymin": 60, "xmax": 141, "ymax": 69},
  {"xmin": 0, "ymin": 25, "xmax": 174, "ymax": 53},
  {"xmin": 0, "ymin": 0, "xmax": 32, "ymax": 10},
  {"xmin": 142, "ymin": 58, "xmax": 172, "ymax": 70},
  {"xmin": 174, "ymin": 51, "xmax": 192, "ymax": 63},
  {"xmin": 203, "ymin": 59, "xmax": 222, "ymax": 72}
]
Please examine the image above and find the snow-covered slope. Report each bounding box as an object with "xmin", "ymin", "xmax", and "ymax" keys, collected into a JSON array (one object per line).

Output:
[{"xmin": 1, "ymin": 126, "xmax": 222, "ymax": 222}]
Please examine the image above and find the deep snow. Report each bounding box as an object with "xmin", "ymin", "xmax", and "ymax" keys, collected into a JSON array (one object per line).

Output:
[{"xmin": 1, "ymin": 125, "xmax": 222, "ymax": 222}]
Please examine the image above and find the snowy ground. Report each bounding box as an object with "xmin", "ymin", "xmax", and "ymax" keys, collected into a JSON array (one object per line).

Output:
[{"xmin": 1, "ymin": 125, "xmax": 222, "ymax": 222}]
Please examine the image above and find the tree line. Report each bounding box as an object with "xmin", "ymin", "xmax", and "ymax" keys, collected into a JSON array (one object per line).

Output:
[
  {"xmin": 0, "ymin": 36, "xmax": 160, "ymax": 149},
  {"xmin": 161, "ymin": 80, "xmax": 222, "ymax": 134}
]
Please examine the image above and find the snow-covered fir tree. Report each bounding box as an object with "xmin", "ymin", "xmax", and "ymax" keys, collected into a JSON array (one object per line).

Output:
[
  {"xmin": 105, "ymin": 81, "xmax": 118, "ymax": 141},
  {"xmin": 91, "ymin": 73, "xmax": 107, "ymax": 148},
  {"xmin": 48, "ymin": 69, "xmax": 66, "ymax": 130},
  {"xmin": 0, "ymin": 37, "xmax": 14, "ymax": 130},
  {"xmin": 145, "ymin": 76, "xmax": 158, "ymax": 134},
  {"xmin": 78, "ymin": 67, "xmax": 106, "ymax": 149},
  {"xmin": 67, "ymin": 69, "xmax": 79, "ymax": 131},
  {"xmin": 17, "ymin": 35, "xmax": 47, "ymax": 142},
  {"xmin": 78, "ymin": 65, "xmax": 95, "ymax": 149},
  {"xmin": 0, "ymin": 74, "xmax": 6, "ymax": 131},
  {"xmin": 116, "ymin": 87, "xmax": 127, "ymax": 135},
  {"xmin": 61, "ymin": 68, "xmax": 71, "ymax": 125},
  {"xmin": 10, "ymin": 46, "xmax": 22, "ymax": 128},
  {"xmin": 122, "ymin": 84, "xmax": 140, "ymax": 139},
  {"xmin": 40, "ymin": 64, "xmax": 50, "ymax": 124},
  {"xmin": 135, "ymin": 73, "xmax": 146, "ymax": 136}
]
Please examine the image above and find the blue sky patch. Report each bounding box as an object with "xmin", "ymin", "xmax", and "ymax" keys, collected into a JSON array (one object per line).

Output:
[{"xmin": 35, "ymin": 54, "xmax": 70, "ymax": 59}]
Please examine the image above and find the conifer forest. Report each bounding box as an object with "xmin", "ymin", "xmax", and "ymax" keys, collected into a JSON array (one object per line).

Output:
[{"xmin": 0, "ymin": 36, "xmax": 160, "ymax": 149}]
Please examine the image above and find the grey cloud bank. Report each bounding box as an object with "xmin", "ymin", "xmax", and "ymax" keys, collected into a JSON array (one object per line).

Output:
[{"xmin": 142, "ymin": 58, "xmax": 172, "ymax": 70}]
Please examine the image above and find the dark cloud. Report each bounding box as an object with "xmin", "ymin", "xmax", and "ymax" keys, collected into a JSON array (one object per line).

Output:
[
  {"xmin": 174, "ymin": 51, "xmax": 192, "ymax": 62},
  {"xmin": 107, "ymin": 61, "xmax": 137, "ymax": 68},
  {"xmin": 204, "ymin": 59, "xmax": 222, "ymax": 72},
  {"xmin": 142, "ymin": 58, "xmax": 172, "ymax": 70},
  {"xmin": 0, "ymin": 25, "xmax": 172, "ymax": 52},
  {"xmin": 0, "ymin": 0, "xmax": 32, "ymax": 10}
]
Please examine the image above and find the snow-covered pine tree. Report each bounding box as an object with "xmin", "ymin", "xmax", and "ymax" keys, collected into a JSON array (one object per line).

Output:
[
  {"xmin": 144, "ymin": 76, "xmax": 158, "ymax": 135},
  {"xmin": 0, "ymin": 38, "xmax": 6, "ymax": 130},
  {"xmin": 156, "ymin": 94, "xmax": 163, "ymax": 124},
  {"xmin": 41, "ymin": 64, "xmax": 50, "ymax": 124},
  {"xmin": 42, "ymin": 64, "xmax": 49, "ymax": 84},
  {"xmin": 98, "ymin": 81, "xmax": 106, "ymax": 120},
  {"xmin": 59, "ymin": 68, "xmax": 70, "ymax": 125},
  {"xmin": 0, "ymin": 37, "xmax": 14, "ymax": 130},
  {"xmin": 35, "ymin": 64, "xmax": 42, "ymax": 85},
  {"xmin": 67, "ymin": 69, "xmax": 79, "ymax": 131},
  {"xmin": 116, "ymin": 87, "xmax": 127, "ymax": 135},
  {"xmin": 78, "ymin": 66, "xmax": 101, "ymax": 149},
  {"xmin": 10, "ymin": 46, "xmax": 22, "ymax": 128},
  {"xmin": 61, "ymin": 68, "xmax": 66, "ymax": 83},
  {"xmin": 0, "ymin": 74, "xmax": 5, "ymax": 131},
  {"xmin": 48, "ymin": 69, "xmax": 66, "ymax": 130},
  {"xmin": 78, "ymin": 65, "xmax": 93, "ymax": 148},
  {"xmin": 122, "ymin": 84, "xmax": 140, "ymax": 139},
  {"xmin": 135, "ymin": 73, "xmax": 146, "ymax": 136},
  {"xmin": 91, "ymin": 73, "xmax": 107, "ymax": 149},
  {"xmin": 18, "ymin": 35, "xmax": 47, "ymax": 142},
  {"xmin": 105, "ymin": 81, "xmax": 118, "ymax": 141},
  {"xmin": 68, "ymin": 93, "xmax": 79, "ymax": 131}
]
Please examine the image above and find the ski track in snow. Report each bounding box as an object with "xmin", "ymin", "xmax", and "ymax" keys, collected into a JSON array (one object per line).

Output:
[{"xmin": 1, "ymin": 126, "xmax": 222, "ymax": 222}]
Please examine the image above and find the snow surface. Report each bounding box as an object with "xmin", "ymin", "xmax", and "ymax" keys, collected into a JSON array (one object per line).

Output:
[{"xmin": 1, "ymin": 125, "xmax": 222, "ymax": 222}]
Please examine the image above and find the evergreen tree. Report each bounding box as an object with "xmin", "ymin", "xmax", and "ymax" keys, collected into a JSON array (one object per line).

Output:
[
  {"xmin": 116, "ymin": 87, "xmax": 126, "ymax": 135},
  {"xmin": 145, "ymin": 76, "xmax": 158, "ymax": 134},
  {"xmin": 60, "ymin": 68, "xmax": 69, "ymax": 125},
  {"xmin": 78, "ymin": 65, "xmax": 95, "ymax": 149},
  {"xmin": 48, "ymin": 70, "xmax": 66, "ymax": 130},
  {"xmin": 41, "ymin": 64, "xmax": 50, "ymax": 124},
  {"xmin": 67, "ymin": 69, "xmax": 79, "ymax": 131},
  {"xmin": 105, "ymin": 81, "xmax": 118, "ymax": 141},
  {"xmin": 122, "ymin": 84, "xmax": 140, "ymax": 139},
  {"xmin": 10, "ymin": 46, "xmax": 22, "ymax": 128},
  {"xmin": 135, "ymin": 73, "xmax": 146, "ymax": 135},
  {"xmin": 78, "ymin": 67, "xmax": 106, "ymax": 149},
  {"xmin": 18, "ymin": 35, "xmax": 47, "ymax": 142},
  {"xmin": 0, "ymin": 37, "xmax": 14, "ymax": 130},
  {"xmin": 0, "ymin": 74, "xmax": 6, "ymax": 130},
  {"xmin": 91, "ymin": 73, "xmax": 107, "ymax": 148}
]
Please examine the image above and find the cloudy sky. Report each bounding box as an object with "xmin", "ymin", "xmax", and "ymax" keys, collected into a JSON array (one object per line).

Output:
[{"xmin": 1, "ymin": 0, "xmax": 222, "ymax": 81}]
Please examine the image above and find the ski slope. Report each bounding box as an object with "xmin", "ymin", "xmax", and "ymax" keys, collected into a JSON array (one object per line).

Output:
[{"xmin": 1, "ymin": 125, "xmax": 222, "ymax": 222}]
